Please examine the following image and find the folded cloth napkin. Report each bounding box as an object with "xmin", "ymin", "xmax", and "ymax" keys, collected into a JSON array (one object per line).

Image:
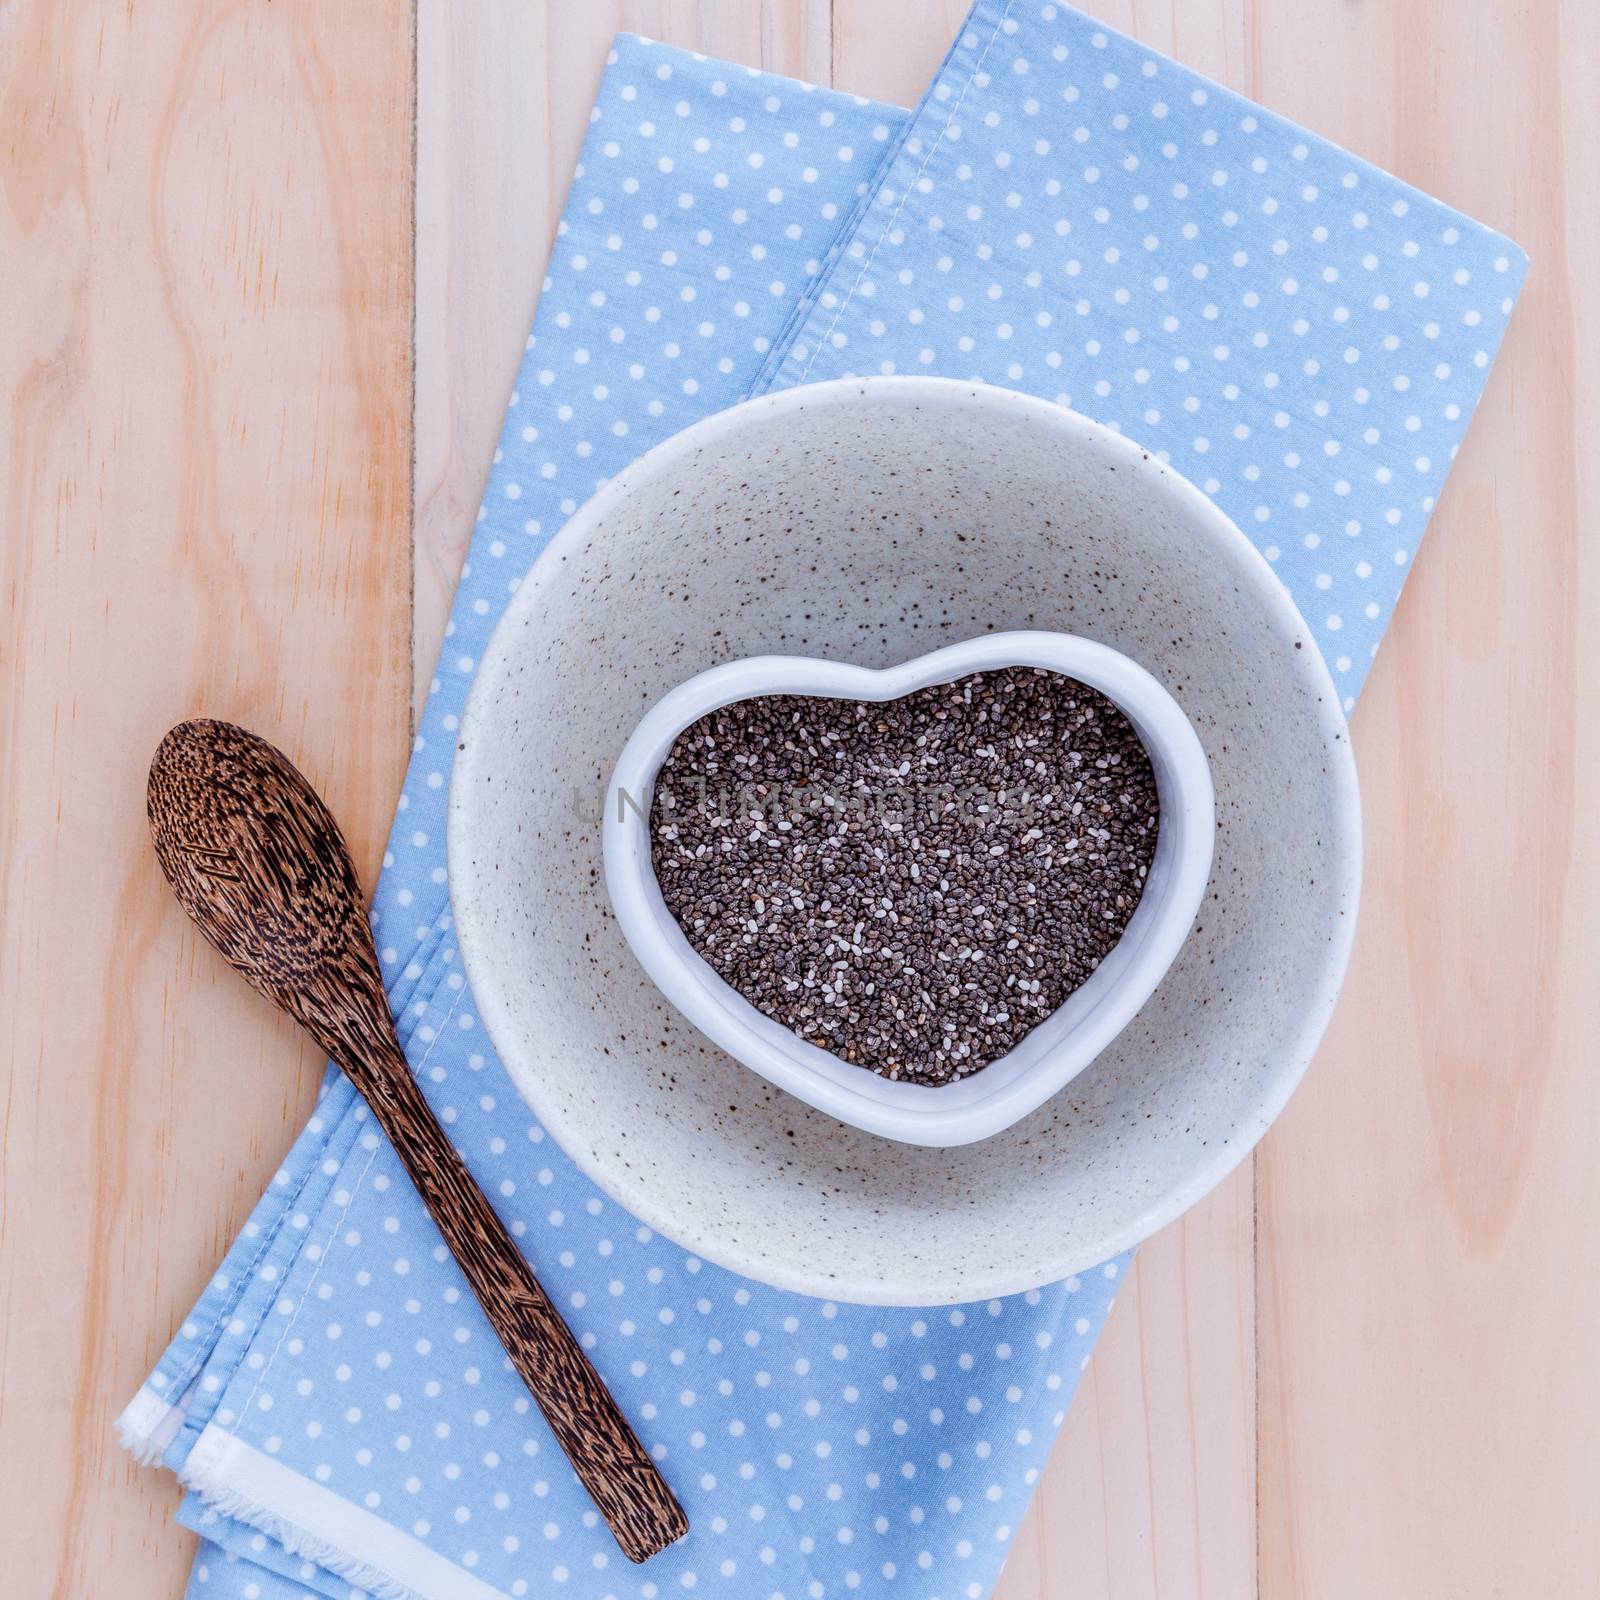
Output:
[{"xmin": 123, "ymin": 9, "xmax": 1526, "ymax": 1599}]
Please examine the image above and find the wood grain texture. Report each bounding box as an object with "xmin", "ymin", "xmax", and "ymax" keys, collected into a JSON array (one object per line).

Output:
[
  {"xmin": 145, "ymin": 720, "xmax": 688, "ymax": 1562},
  {"xmin": 0, "ymin": 2, "xmax": 414, "ymax": 1595},
  {"xmin": 412, "ymin": 0, "xmax": 832, "ymax": 709},
  {"xmin": 1252, "ymin": 1, "xmax": 1600, "ymax": 1595},
  {"xmin": 3, "ymin": 0, "xmax": 1592, "ymax": 1596}
]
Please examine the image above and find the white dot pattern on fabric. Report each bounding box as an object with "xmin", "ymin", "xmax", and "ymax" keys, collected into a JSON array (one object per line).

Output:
[
  {"xmin": 128, "ymin": 12, "xmax": 1523, "ymax": 1600},
  {"xmin": 765, "ymin": 1, "xmax": 1524, "ymax": 714}
]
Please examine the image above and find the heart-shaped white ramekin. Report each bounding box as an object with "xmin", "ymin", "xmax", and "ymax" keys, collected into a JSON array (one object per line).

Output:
[{"xmin": 602, "ymin": 630, "xmax": 1214, "ymax": 1146}]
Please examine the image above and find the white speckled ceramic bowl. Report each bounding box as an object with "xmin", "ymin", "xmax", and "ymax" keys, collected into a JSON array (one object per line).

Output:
[
  {"xmin": 601, "ymin": 631, "xmax": 1215, "ymax": 1147},
  {"xmin": 449, "ymin": 377, "xmax": 1361, "ymax": 1305}
]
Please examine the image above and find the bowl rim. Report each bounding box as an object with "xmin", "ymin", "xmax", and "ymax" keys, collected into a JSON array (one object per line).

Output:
[
  {"xmin": 449, "ymin": 375, "xmax": 1363, "ymax": 1304},
  {"xmin": 600, "ymin": 630, "xmax": 1217, "ymax": 1147}
]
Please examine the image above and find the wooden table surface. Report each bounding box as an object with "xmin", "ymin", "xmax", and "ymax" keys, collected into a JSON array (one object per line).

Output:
[{"xmin": 3, "ymin": 3, "xmax": 1595, "ymax": 1596}]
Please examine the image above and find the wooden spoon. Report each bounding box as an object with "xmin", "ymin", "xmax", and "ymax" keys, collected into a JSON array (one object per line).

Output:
[{"xmin": 147, "ymin": 719, "xmax": 688, "ymax": 1563}]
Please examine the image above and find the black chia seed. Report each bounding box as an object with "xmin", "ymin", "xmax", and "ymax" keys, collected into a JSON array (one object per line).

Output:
[{"xmin": 648, "ymin": 666, "xmax": 1160, "ymax": 1086}]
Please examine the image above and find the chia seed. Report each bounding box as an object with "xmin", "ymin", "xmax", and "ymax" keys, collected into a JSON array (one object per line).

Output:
[{"xmin": 648, "ymin": 666, "xmax": 1160, "ymax": 1086}]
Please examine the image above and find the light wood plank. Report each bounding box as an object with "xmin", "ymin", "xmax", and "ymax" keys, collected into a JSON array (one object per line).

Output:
[
  {"xmin": 996, "ymin": 1169, "xmax": 1256, "ymax": 1600},
  {"xmin": 0, "ymin": 2, "xmax": 415, "ymax": 1593},
  {"xmin": 1254, "ymin": 0, "xmax": 1600, "ymax": 1594},
  {"xmin": 412, "ymin": 0, "xmax": 831, "ymax": 701},
  {"xmin": 414, "ymin": 0, "xmax": 553, "ymax": 725}
]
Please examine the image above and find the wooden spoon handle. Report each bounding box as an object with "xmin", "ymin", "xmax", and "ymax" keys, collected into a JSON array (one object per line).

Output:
[
  {"xmin": 144, "ymin": 720, "xmax": 684, "ymax": 1559},
  {"xmin": 340, "ymin": 1024, "xmax": 688, "ymax": 1562}
]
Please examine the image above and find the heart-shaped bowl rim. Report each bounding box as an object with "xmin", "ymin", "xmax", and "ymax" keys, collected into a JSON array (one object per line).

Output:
[{"xmin": 602, "ymin": 630, "xmax": 1215, "ymax": 1145}]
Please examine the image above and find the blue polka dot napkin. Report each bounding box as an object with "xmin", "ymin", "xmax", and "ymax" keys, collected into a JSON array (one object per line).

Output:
[
  {"xmin": 762, "ymin": 3, "xmax": 1525, "ymax": 701},
  {"xmin": 123, "ymin": 9, "xmax": 1524, "ymax": 1600}
]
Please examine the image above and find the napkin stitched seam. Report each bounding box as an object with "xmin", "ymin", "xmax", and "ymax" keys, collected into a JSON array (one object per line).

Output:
[
  {"xmin": 159, "ymin": 1163, "xmax": 317, "ymax": 1409},
  {"xmin": 234, "ymin": 985, "xmax": 471, "ymax": 1424},
  {"xmin": 742, "ymin": 118, "xmax": 910, "ymax": 397},
  {"xmin": 235, "ymin": 1141, "xmax": 387, "ymax": 1426},
  {"xmin": 793, "ymin": 0, "xmax": 1015, "ymax": 387},
  {"xmin": 163, "ymin": 915, "xmax": 460, "ymax": 1409}
]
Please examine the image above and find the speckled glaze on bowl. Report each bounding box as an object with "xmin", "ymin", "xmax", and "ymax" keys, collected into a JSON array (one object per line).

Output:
[{"xmin": 449, "ymin": 377, "xmax": 1361, "ymax": 1306}]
